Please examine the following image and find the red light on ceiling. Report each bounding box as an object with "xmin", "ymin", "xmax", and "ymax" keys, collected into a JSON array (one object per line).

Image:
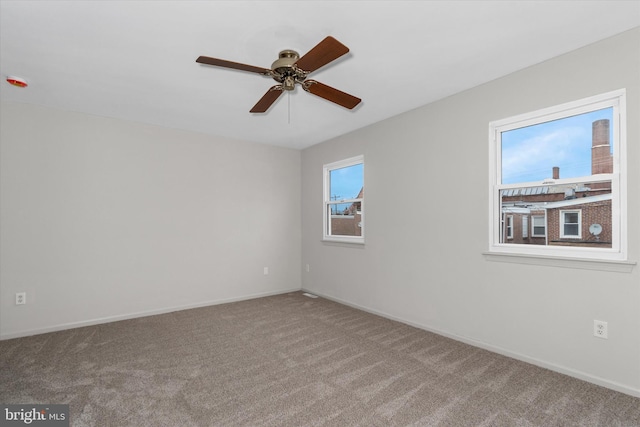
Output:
[{"xmin": 6, "ymin": 76, "xmax": 28, "ymax": 88}]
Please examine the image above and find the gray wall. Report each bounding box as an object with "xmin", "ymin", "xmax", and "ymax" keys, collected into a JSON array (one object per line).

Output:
[
  {"xmin": 301, "ymin": 28, "xmax": 640, "ymax": 396},
  {"xmin": 0, "ymin": 102, "xmax": 301, "ymax": 338}
]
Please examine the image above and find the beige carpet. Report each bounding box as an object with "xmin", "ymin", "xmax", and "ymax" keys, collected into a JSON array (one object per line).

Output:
[{"xmin": 1, "ymin": 291, "xmax": 639, "ymax": 426}]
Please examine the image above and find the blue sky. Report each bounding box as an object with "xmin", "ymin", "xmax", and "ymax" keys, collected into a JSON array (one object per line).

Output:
[
  {"xmin": 501, "ymin": 107, "xmax": 613, "ymax": 184},
  {"xmin": 329, "ymin": 163, "xmax": 363, "ymax": 201}
]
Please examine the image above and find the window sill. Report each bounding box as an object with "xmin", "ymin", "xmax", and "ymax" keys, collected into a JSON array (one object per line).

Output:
[
  {"xmin": 483, "ymin": 252, "xmax": 636, "ymax": 273},
  {"xmin": 322, "ymin": 237, "xmax": 365, "ymax": 247}
]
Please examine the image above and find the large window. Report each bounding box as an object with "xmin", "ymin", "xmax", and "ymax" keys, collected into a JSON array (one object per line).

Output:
[
  {"xmin": 489, "ymin": 90, "xmax": 627, "ymax": 261},
  {"xmin": 323, "ymin": 156, "xmax": 364, "ymax": 243}
]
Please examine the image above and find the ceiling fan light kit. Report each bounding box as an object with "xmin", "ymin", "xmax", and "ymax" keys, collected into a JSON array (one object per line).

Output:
[{"xmin": 196, "ymin": 36, "xmax": 361, "ymax": 113}]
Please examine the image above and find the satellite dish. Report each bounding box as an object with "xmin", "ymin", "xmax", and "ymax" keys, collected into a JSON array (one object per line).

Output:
[{"xmin": 589, "ymin": 223, "xmax": 602, "ymax": 236}]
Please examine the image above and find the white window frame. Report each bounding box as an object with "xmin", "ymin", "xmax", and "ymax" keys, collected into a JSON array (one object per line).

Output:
[
  {"xmin": 488, "ymin": 89, "xmax": 627, "ymax": 261},
  {"xmin": 505, "ymin": 215, "xmax": 514, "ymax": 240},
  {"xmin": 560, "ymin": 209, "xmax": 582, "ymax": 239},
  {"xmin": 531, "ymin": 215, "xmax": 546, "ymax": 238},
  {"xmin": 522, "ymin": 216, "xmax": 529, "ymax": 239},
  {"xmin": 323, "ymin": 155, "xmax": 364, "ymax": 244}
]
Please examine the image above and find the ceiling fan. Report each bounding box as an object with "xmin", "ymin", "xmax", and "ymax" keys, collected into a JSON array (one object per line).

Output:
[{"xmin": 196, "ymin": 36, "xmax": 361, "ymax": 113}]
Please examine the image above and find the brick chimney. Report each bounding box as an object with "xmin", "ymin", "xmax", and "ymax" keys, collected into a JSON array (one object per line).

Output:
[
  {"xmin": 592, "ymin": 119, "xmax": 613, "ymax": 175},
  {"xmin": 552, "ymin": 166, "xmax": 559, "ymax": 179}
]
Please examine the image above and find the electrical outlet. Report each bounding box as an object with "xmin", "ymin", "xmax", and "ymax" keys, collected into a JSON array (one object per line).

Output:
[
  {"xmin": 16, "ymin": 292, "xmax": 26, "ymax": 305},
  {"xmin": 263, "ymin": 267, "xmax": 269, "ymax": 275},
  {"xmin": 594, "ymin": 320, "xmax": 608, "ymax": 339}
]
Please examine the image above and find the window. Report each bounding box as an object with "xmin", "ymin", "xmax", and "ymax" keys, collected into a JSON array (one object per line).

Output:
[
  {"xmin": 505, "ymin": 216, "xmax": 514, "ymax": 240},
  {"xmin": 522, "ymin": 216, "xmax": 529, "ymax": 239},
  {"xmin": 560, "ymin": 210, "xmax": 581, "ymax": 238},
  {"xmin": 489, "ymin": 89, "xmax": 627, "ymax": 261},
  {"xmin": 323, "ymin": 156, "xmax": 364, "ymax": 244},
  {"xmin": 531, "ymin": 215, "xmax": 546, "ymax": 237}
]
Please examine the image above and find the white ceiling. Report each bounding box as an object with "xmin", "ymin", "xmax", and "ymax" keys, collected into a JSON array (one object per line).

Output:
[{"xmin": 1, "ymin": 1, "xmax": 638, "ymax": 150}]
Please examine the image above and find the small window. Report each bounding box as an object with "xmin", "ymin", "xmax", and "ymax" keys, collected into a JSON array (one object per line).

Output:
[
  {"xmin": 505, "ymin": 215, "xmax": 514, "ymax": 240},
  {"xmin": 489, "ymin": 89, "xmax": 627, "ymax": 261},
  {"xmin": 522, "ymin": 216, "xmax": 529, "ymax": 238},
  {"xmin": 323, "ymin": 156, "xmax": 364, "ymax": 244},
  {"xmin": 560, "ymin": 210, "xmax": 581, "ymax": 239},
  {"xmin": 531, "ymin": 215, "xmax": 546, "ymax": 237}
]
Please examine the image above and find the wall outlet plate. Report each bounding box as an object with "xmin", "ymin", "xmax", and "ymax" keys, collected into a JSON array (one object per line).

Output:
[
  {"xmin": 594, "ymin": 320, "xmax": 608, "ymax": 339},
  {"xmin": 16, "ymin": 292, "xmax": 26, "ymax": 305}
]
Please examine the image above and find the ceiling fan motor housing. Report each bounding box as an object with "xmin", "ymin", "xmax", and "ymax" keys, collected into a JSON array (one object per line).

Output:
[{"xmin": 272, "ymin": 50, "xmax": 305, "ymax": 90}]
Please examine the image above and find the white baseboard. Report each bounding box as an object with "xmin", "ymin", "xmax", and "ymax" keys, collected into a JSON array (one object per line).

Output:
[
  {"xmin": 304, "ymin": 289, "xmax": 640, "ymax": 399},
  {"xmin": 0, "ymin": 287, "xmax": 301, "ymax": 341}
]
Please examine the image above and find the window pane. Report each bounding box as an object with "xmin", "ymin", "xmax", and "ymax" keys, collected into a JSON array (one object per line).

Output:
[
  {"xmin": 328, "ymin": 202, "xmax": 362, "ymax": 236},
  {"xmin": 564, "ymin": 223, "xmax": 579, "ymax": 236},
  {"xmin": 564, "ymin": 212, "xmax": 579, "ymax": 224},
  {"xmin": 533, "ymin": 226, "xmax": 546, "ymax": 236},
  {"xmin": 330, "ymin": 163, "xmax": 363, "ymax": 201},
  {"xmin": 501, "ymin": 108, "xmax": 613, "ymax": 184}
]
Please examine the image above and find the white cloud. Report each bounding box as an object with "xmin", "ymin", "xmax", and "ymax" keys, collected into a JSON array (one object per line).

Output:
[{"xmin": 501, "ymin": 125, "xmax": 590, "ymax": 184}]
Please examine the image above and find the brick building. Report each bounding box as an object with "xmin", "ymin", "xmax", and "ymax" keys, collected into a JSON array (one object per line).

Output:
[{"xmin": 500, "ymin": 119, "xmax": 612, "ymax": 248}]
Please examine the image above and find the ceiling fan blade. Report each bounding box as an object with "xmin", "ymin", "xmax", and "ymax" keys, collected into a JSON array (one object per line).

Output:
[
  {"xmin": 295, "ymin": 36, "xmax": 350, "ymax": 73},
  {"xmin": 196, "ymin": 56, "xmax": 270, "ymax": 74},
  {"xmin": 303, "ymin": 80, "xmax": 361, "ymax": 109},
  {"xmin": 250, "ymin": 86, "xmax": 284, "ymax": 113}
]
